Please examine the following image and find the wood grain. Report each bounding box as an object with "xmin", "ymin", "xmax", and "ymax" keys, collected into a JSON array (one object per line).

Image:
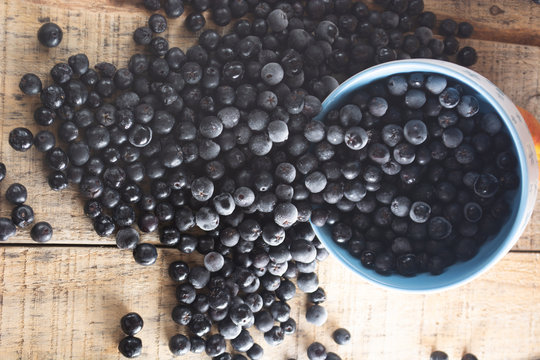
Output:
[
  {"xmin": 0, "ymin": 1, "xmax": 539, "ymax": 249},
  {"xmin": 0, "ymin": 247, "xmax": 538, "ymax": 359},
  {"xmin": 0, "ymin": 1, "xmax": 539, "ymax": 358},
  {"xmin": 7, "ymin": 0, "xmax": 540, "ymax": 47}
]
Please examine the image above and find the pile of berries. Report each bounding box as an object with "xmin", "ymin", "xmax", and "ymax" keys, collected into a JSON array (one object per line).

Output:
[
  {"xmin": 310, "ymin": 73, "xmax": 517, "ymax": 276},
  {"xmin": 9, "ymin": 0, "xmax": 498, "ymax": 358}
]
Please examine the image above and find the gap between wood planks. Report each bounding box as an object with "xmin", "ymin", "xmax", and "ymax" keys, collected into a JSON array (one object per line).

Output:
[{"xmin": 0, "ymin": 242, "xmax": 539, "ymax": 254}]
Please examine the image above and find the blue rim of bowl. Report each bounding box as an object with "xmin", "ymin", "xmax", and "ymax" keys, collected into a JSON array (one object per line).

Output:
[{"xmin": 311, "ymin": 59, "xmax": 534, "ymax": 293}]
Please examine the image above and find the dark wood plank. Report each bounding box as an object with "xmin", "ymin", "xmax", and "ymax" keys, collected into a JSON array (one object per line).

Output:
[{"xmin": 365, "ymin": 0, "xmax": 540, "ymax": 47}]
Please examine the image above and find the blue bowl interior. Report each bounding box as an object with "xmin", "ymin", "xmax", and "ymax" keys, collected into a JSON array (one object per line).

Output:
[{"xmin": 311, "ymin": 60, "xmax": 527, "ymax": 293}]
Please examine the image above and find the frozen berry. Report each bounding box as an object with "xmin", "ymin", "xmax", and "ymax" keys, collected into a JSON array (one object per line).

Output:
[
  {"xmin": 430, "ymin": 351, "xmax": 449, "ymax": 360},
  {"xmin": 307, "ymin": 342, "xmax": 327, "ymax": 360},
  {"xmin": 332, "ymin": 328, "xmax": 351, "ymax": 345}
]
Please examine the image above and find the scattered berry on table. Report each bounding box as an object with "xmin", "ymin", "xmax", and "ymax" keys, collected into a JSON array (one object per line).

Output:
[
  {"xmin": 37, "ymin": 22, "xmax": 63, "ymax": 47},
  {"xmin": 306, "ymin": 304, "xmax": 328, "ymax": 326},
  {"xmin": 332, "ymin": 328, "xmax": 351, "ymax": 345},
  {"xmin": 457, "ymin": 46, "xmax": 478, "ymax": 67},
  {"xmin": 185, "ymin": 12, "xmax": 206, "ymax": 32},
  {"xmin": 326, "ymin": 353, "xmax": 342, "ymax": 360},
  {"xmin": 0, "ymin": 217, "xmax": 17, "ymax": 241},
  {"xmin": 0, "ymin": 162, "xmax": 5, "ymax": 182},
  {"xmin": 246, "ymin": 343, "xmax": 264, "ymax": 359},
  {"xmin": 307, "ymin": 342, "xmax": 327, "ymax": 360},
  {"xmin": 116, "ymin": 227, "xmax": 140, "ymax": 249},
  {"xmin": 118, "ymin": 336, "xmax": 142, "ymax": 358},
  {"xmin": 11, "ymin": 204, "xmax": 35, "ymax": 228},
  {"xmin": 169, "ymin": 333, "xmax": 190, "ymax": 356},
  {"xmin": 5, "ymin": 183, "xmax": 27, "ymax": 205},
  {"xmin": 148, "ymin": 13, "xmax": 167, "ymax": 34},
  {"xmin": 431, "ymin": 350, "xmax": 449, "ymax": 360},
  {"xmin": 132, "ymin": 243, "xmax": 158, "ymax": 266},
  {"xmin": 457, "ymin": 22, "xmax": 474, "ymax": 38},
  {"xmin": 30, "ymin": 221, "xmax": 53, "ymax": 243},
  {"xmin": 189, "ymin": 335, "xmax": 205, "ymax": 353},
  {"xmin": 19, "ymin": 73, "xmax": 42, "ymax": 95},
  {"xmin": 9, "ymin": 127, "xmax": 33, "ymax": 152},
  {"xmin": 120, "ymin": 312, "xmax": 144, "ymax": 336}
]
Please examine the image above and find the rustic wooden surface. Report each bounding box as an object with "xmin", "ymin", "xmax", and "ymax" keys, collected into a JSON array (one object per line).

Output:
[
  {"xmin": 0, "ymin": 0, "xmax": 539, "ymax": 359},
  {"xmin": 0, "ymin": 248, "xmax": 538, "ymax": 360}
]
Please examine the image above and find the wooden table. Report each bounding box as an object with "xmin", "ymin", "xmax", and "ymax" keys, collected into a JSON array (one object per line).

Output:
[{"xmin": 0, "ymin": 1, "xmax": 539, "ymax": 359}]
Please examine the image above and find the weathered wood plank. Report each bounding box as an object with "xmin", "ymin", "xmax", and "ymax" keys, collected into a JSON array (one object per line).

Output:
[
  {"xmin": 364, "ymin": 0, "xmax": 540, "ymax": 47},
  {"xmin": 0, "ymin": 247, "xmax": 538, "ymax": 359},
  {"xmin": 0, "ymin": 0, "xmax": 538, "ymax": 247},
  {"xmin": 413, "ymin": 0, "xmax": 540, "ymax": 47},
  {"xmin": 12, "ymin": 0, "xmax": 540, "ymax": 47}
]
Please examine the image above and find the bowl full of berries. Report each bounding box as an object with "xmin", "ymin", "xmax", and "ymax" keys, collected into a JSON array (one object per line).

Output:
[{"xmin": 310, "ymin": 59, "xmax": 538, "ymax": 293}]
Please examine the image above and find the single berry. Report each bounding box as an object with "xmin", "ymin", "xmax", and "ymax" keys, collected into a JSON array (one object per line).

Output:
[
  {"xmin": 121, "ymin": 312, "xmax": 144, "ymax": 336},
  {"xmin": 9, "ymin": 127, "xmax": 33, "ymax": 152},
  {"xmin": 403, "ymin": 120, "xmax": 428, "ymax": 145},
  {"xmin": 409, "ymin": 201, "xmax": 431, "ymax": 223},
  {"xmin": 38, "ymin": 22, "xmax": 63, "ymax": 47},
  {"xmin": 133, "ymin": 243, "xmax": 158, "ymax": 266},
  {"xmin": 19, "ymin": 73, "xmax": 42, "ymax": 95},
  {"xmin": 0, "ymin": 217, "xmax": 17, "ymax": 241},
  {"xmin": 116, "ymin": 227, "xmax": 139, "ymax": 249},
  {"xmin": 169, "ymin": 334, "xmax": 191, "ymax": 356},
  {"xmin": 0, "ymin": 162, "xmax": 5, "ymax": 182},
  {"xmin": 5, "ymin": 183, "xmax": 27, "ymax": 204},
  {"xmin": 333, "ymin": 328, "xmax": 351, "ymax": 345},
  {"xmin": 11, "ymin": 204, "xmax": 35, "ymax": 228},
  {"xmin": 307, "ymin": 342, "xmax": 327, "ymax": 360},
  {"xmin": 118, "ymin": 336, "xmax": 142, "ymax": 358},
  {"xmin": 305, "ymin": 304, "xmax": 328, "ymax": 326},
  {"xmin": 30, "ymin": 221, "xmax": 53, "ymax": 242},
  {"xmin": 430, "ymin": 351, "xmax": 449, "ymax": 360},
  {"xmin": 457, "ymin": 46, "xmax": 478, "ymax": 66}
]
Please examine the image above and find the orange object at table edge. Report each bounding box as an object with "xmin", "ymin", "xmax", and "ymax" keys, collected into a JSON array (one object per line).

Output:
[{"xmin": 517, "ymin": 106, "xmax": 540, "ymax": 178}]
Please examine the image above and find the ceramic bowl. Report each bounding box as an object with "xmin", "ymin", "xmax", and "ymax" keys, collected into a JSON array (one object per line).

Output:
[{"xmin": 311, "ymin": 59, "xmax": 539, "ymax": 293}]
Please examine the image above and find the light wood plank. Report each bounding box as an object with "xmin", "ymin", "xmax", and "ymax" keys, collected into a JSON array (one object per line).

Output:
[
  {"xmin": 0, "ymin": 0, "xmax": 539, "ymax": 249},
  {"xmin": 0, "ymin": 247, "xmax": 538, "ymax": 359}
]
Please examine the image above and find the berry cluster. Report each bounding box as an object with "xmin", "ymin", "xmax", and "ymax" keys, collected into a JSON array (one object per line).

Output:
[
  {"xmin": 0, "ymin": 162, "xmax": 53, "ymax": 243},
  {"xmin": 142, "ymin": 0, "xmax": 479, "ymax": 69},
  {"xmin": 310, "ymin": 74, "xmax": 517, "ymax": 276},
  {"xmin": 161, "ymin": 223, "xmax": 334, "ymax": 358},
  {"xmin": 10, "ymin": 0, "xmax": 490, "ymax": 358}
]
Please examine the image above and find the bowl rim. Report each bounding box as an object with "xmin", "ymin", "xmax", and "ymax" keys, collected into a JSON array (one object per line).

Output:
[{"xmin": 311, "ymin": 59, "xmax": 538, "ymax": 293}]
